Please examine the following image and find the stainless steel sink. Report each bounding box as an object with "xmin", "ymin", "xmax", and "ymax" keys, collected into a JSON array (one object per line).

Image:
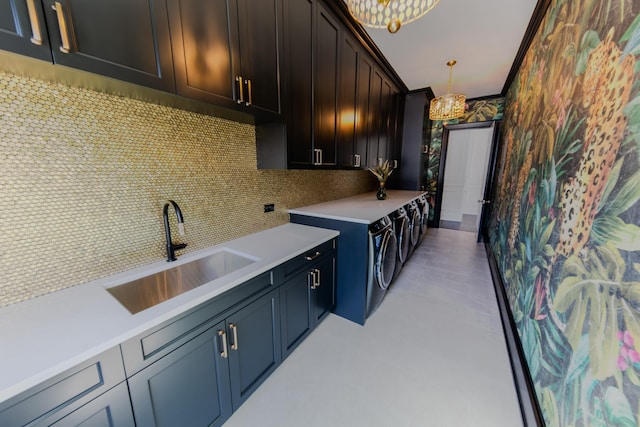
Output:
[{"xmin": 107, "ymin": 249, "xmax": 257, "ymax": 314}]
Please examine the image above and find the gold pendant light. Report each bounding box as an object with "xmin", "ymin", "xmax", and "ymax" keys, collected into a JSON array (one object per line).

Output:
[
  {"xmin": 346, "ymin": 0, "xmax": 440, "ymax": 34},
  {"xmin": 429, "ymin": 60, "xmax": 466, "ymax": 121}
]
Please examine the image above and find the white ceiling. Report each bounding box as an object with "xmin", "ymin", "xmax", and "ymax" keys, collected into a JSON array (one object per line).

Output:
[{"xmin": 356, "ymin": 0, "xmax": 539, "ymax": 99}]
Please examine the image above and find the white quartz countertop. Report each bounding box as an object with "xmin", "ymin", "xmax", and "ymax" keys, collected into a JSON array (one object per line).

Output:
[
  {"xmin": 0, "ymin": 223, "xmax": 338, "ymax": 403},
  {"xmin": 289, "ymin": 190, "xmax": 426, "ymax": 224}
]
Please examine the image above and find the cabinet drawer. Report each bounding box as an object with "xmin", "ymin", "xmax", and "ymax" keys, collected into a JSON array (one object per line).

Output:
[
  {"xmin": 121, "ymin": 271, "xmax": 274, "ymax": 376},
  {"xmin": 0, "ymin": 346, "xmax": 125, "ymax": 427},
  {"xmin": 277, "ymin": 239, "xmax": 336, "ymax": 282}
]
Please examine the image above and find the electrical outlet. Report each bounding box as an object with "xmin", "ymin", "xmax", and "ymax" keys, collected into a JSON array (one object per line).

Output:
[{"xmin": 264, "ymin": 203, "xmax": 275, "ymax": 213}]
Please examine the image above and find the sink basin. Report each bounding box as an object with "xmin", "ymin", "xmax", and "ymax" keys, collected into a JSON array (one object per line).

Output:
[{"xmin": 107, "ymin": 249, "xmax": 257, "ymax": 314}]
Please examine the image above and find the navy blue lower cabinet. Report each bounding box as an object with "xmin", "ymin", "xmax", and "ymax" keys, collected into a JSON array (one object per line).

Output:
[
  {"xmin": 127, "ymin": 320, "xmax": 233, "ymax": 427},
  {"xmin": 280, "ymin": 269, "xmax": 314, "ymax": 359},
  {"xmin": 48, "ymin": 382, "xmax": 135, "ymax": 427},
  {"xmin": 0, "ymin": 346, "xmax": 128, "ymax": 427},
  {"xmin": 312, "ymin": 254, "xmax": 335, "ymax": 324},
  {"xmin": 226, "ymin": 289, "xmax": 281, "ymax": 411},
  {"xmin": 280, "ymin": 252, "xmax": 336, "ymax": 359}
]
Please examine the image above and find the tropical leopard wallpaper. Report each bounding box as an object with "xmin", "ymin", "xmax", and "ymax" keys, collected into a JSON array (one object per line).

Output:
[{"xmin": 489, "ymin": 0, "xmax": 640, "ymax": 425}]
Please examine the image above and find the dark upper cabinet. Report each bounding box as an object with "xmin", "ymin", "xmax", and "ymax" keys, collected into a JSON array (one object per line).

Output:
[
  {"xmin": 356, "ymin": 53, "xmax": 373, "ymax": 169},
  {"xmin": 338, "ymin": 34, "xmax": 359, "ymax": 168},
  {"xmin": 285, "ymin": 0, "xmax": 339, "ymax": 168},
  {"xmin": 367, "ymin": 68, "xmax": 383, "ymax": 168},
  {"xmin": 284, "ymin": 0, "xmax": 313, "ymax": 166},
  {"xmin": 236, "ymin": 0, "xmax": 282, "ymax": 115},
  {"xmin": 168, "ymin": 0, "xmax": 282, "ymax": 116},
  {"xmin": 313, "ymin": 3, "xmax": 339, "ymax": 167},
  {"xmin": 0, "ymin": 0, "xmax": 51, "ymax": 61},
  {"xmin": 378, "ymin": 77, "xmax": 393, "ymax": 165},
  {"xmin": 42, "ymin": 0, "xmax": 175, "ymax": 92}
]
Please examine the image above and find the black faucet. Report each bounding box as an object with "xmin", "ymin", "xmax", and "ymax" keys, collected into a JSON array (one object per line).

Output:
[{"xmin": 163, "ymin": 200, "xmax": 187, "ymax": 262}]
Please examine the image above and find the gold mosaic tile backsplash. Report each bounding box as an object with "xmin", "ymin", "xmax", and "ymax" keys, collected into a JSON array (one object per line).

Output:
[{"xmin": 0, "ymin": 71, "xmax": 373, "ymax": 307}]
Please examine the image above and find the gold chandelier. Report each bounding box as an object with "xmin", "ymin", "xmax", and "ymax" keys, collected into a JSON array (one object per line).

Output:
[
  {"xmin": 429, "ymin": 60, "xmax": 466, "ymax": 121},
  {"xmin": 346, "ymin": 0, "xmax": 440, "ymax": 33}
]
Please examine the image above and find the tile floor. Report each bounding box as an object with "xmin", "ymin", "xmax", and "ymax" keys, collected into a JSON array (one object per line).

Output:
[{"xmin": 224, "ymin": 228, "xmax": 523, "ymax": 427}]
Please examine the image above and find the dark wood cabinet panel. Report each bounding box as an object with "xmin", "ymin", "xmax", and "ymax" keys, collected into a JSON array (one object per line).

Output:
[
  {"xmin": 42, "ymin": 0, "xmax": 175, "ymax": 92},
  {"xmin": 236, "ymin": 0, "xmax": 282, "ymax": 114},
  {"xmin": 313, "ymin": 3, "xmax": 339, "ymax": 166},
  {"xmin": 167, "ymin": 0, "xmax": 237, "ymax": 105},
  {"xmin": 338, "ymin": 34, "xmax": 359, "ymax": 168},
  {"xmin": 378, "ymin": 78, "xmax": 393, "ymax": 163},
  {"xmin": 356, "ymin": 54, "xmax": 373, "ymax": 169},
  {"xmin": 0, "ymin": 0, "xmax": 51, "ymax": 60},
  {"xmin": 284, "ymin": 0, "xmax": 314, "ymax": 167},
  {"xmin": 168, "ymin": 0, "xmax": 281, "ymax": 115},
  {"xmin": 367, "ymin": 69, "xmax": 383, "ymax": 168}
]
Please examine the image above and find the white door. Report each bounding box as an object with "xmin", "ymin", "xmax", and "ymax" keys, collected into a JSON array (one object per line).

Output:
[{"xmin": 440, "ymin": 124, "xmax": 494, "ymax": 232}]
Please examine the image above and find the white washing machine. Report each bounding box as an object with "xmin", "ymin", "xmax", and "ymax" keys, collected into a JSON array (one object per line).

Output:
[{"xmin": 365, "ymin": 216, "xmax": 397, "ymax": 318}]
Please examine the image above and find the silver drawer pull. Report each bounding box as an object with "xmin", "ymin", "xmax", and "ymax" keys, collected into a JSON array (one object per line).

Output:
[
  {"xmin": 230, "ymin": 323, "xmax": 239, "ymax": 351},
  {"xmin": 305, "ymin": 251, "xmax": 320, "ymax": 261},
  {"xmin": 218, "ymin": 330, "xmax": 228, "ymax": 358}
]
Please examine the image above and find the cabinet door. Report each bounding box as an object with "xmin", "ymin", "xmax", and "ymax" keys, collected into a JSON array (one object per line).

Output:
[
  {"xmin": 356, "ymin": 54, "xmax": 373, "ymax": 168},
  {"xmin": 338, "ymin": 35, "xmax": 359, "ymax": 168},
  {"xmin": 167, "ymin": 0, "xmax": 238, "ymax": 106},
  {"xmin": 42, "ymin": 0, "xmax": 174, "ymax": 92},
  {"xmin": 313, "ymin": 3, "xmax": 339, "ymax": 167},
  {"xmin": 284, "ymin": 0, "xmax": 313, "ymax": 167},
  {"xmin": 237, "ymin": 0, "xmax": 281, "ymax": 115},
  {"xmin": 378, "ymin": 77, "xmax": 393, "ymax": 163},
  {"xmin": 367, "ymin": 68, "xmax": 383, "ymax": 167},
  {"xmin": 227, "ymin": 289, "xmax": 281, "ymax": 411},
  {"xmin": 0, "ymin": 0, "xmax": 51, "ymax": 60},
  {"xmin": 48, "ymin": 382, "xmax": 135, "ymax": 427},
  {"xmin": 128, "ymin": 322, "xmax": 233, "ymax": 427},
  {"xmin": 312, "ymin": 255, "xmax": 335, "ymax": 324},
  {"xmin": 280, "ymin": 269, "xmax": 312, "ymax": 359}
]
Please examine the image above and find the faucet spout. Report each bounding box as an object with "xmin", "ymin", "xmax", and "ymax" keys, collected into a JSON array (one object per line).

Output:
[{"xmin": 163, "ymin": 200, "xmax": 187, "ymax": 262}]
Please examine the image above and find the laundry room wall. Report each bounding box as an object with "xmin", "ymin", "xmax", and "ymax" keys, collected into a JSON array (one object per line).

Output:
[
  {"xmin": 0, "ymin": 70, "xmax": 374, "ymax": 308},
  {"xmin": 488, "ymin": 0, "xmax": 640, "ymax": 425}
]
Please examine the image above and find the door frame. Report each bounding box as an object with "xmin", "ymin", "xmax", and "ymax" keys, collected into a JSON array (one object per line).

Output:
[{"xmin": 433, "ymin": 121, "xmax": 501, "ymax": 242}]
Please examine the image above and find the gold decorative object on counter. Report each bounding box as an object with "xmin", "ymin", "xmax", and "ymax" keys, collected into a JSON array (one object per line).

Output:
[{"xmin": 368, "ymin": 160, "xmax": 394, "ymax": 200}]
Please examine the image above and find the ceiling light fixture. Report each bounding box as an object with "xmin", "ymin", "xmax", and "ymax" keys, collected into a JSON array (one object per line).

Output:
[
  {"xmin": 345, "ymin": 0, "xmax": 440, "ymax": 34},
  {"xmin": 429, "ymin": 60, "xmax": 466, "ymax": 121}
]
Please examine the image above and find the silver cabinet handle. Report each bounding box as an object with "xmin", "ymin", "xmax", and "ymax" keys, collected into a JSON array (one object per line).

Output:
[
  {"xmin": 218, "ymin": 330, "xmax": 228, "ymax": 358},
  {"xmin": 229, "ymin": 323, "xmax": 239, "ymax": 351},
  {"xmin": 235, "ymin": 76, "xmax": 244, "ymax": 104},
  {"xmin": 313, "ymin": 149, "xmax": 323, "ymax": 165},
  {"xmin": 26, "ymin": 0, "xmax": 43, "ymax": 45},
  {"xmin": 245, "ymin": 79, "xmax": 252, "ymax": 106},
  {"xmin": 354, "ymin": 154, "xmax": 361, "ymax": 168},
  {"xmin": 309, "ymin": 270, "xmax": 316, "ymax": 290},
  {"xmin": 51, "ymin": 1, "xmax": 71, "ymax": 53},
  {"xmin": 314, "ymin": 268, "xmax": 320, "ymax": 289},
  {"xmin": 393, "ymin": 159, "xmax": 398, "ymax": 169},
  {"xmin": 305, "ymin": 251, "xmax": 320, "ymax": 261}
]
